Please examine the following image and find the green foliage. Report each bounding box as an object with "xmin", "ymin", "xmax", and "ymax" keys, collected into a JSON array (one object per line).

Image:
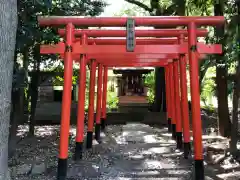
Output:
[
  {"xmin": 83, "ymin": 90, "xmax": 118, "ymax": 111},
  {"xmin": 84, "ymin": 91, "xmax": 90, "ymax": 111},
  {"xmin": 17, "ymin": 0, "xmax": 107, "ymax": 69},
  {"xmin": 107, "ymin": 91, "xmax": 119, "ymax": 110},
  {"xmin": 202, "ymin": 104, "xmax": 216, "ymax": 113},
  {"xmin": 51, "ymin": 64, "xmax": 90, "ymax": 87},
  {"xmin": 115, "ymin": 0, "xmax": 150, "ymax": 16},
  {"xmin": 144, "ymin": 71, "xmax": 155, "ymax": 103},
  {"xmin": 16, "ymin": 0, "xmax": 107, "ymax": 113},
  {"xmin": 200, "ymin": 68, "xmax": 216, "ymax": 106}
]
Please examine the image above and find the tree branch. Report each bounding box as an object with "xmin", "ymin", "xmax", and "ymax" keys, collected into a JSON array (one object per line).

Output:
[
  {"xmin": 150, "ymin": 0, "xmax": 160, "ymax": 10},
  {"xmin": 125, "ymin": 0, "xmax": 152, "ymax": 13},
  {"xmin": 150, "ymin": 0, "xmax": 161, "ymax": 15}
]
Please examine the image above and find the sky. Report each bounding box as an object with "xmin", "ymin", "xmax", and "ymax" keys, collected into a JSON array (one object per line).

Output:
[
  {"xmin": 100, "ymin": 0, "xmax": 125, "ymax": 16},
  {"xmin": 98, "ymin": 1, "xmax": 152, "ymax": 30}
]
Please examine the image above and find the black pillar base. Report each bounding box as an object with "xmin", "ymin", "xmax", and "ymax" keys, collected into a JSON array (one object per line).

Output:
[
  {"xmin": 57, "ymin": 158, "xmax": 67, "ymax": 180},
  {"xmin": 74, "ymin": 142, "xmax": 83, "ymax": 161},
  {"xmin": 194, "ymin": 159, "xmax": 204, "ymax": 180},
  {"xmin": 101, "ymin": 118, "xmax": 106, "ymax": 131},
  {"xmin": 184, "ymin": 142, "xmax": 191, "ymax": 159},
  {"xmin": 168, "ymin": 118, "xmax": 172, "ymax": 132},
  {"xmin": 95, "ymin": 123, "xmax": 101, "ymax": 141},
  {"xmin": 86, "ymin": 131, "xmax": 93, "ymax": 149},
  {"xmin": 176, "ymin": 132, "xmax": 183, "ymax": 149},
  {"xmin": 172, "ymin": 124, "xmax": 176, "ymax": 139}
]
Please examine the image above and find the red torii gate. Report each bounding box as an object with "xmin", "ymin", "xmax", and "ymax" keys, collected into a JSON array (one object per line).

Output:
[
  {"xmin": 38, "ymin": 16, "xmax": 224, "ymax": 180},
  {"xmin": 41, "ymin": 41, "xmax": 222, "ymax": 55},
  {"xmin": 41, "ymin": 33, "xmax": 216, "ymax": 156}
]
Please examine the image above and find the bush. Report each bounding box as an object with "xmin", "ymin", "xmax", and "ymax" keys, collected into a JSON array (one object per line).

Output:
[
  {"xmin": 144, "ymin": 71, "xmax": 155, "ymax": 103},
  {"xmin": 107, "ymin": 91, "xmax": 118, "ymax": 110}
]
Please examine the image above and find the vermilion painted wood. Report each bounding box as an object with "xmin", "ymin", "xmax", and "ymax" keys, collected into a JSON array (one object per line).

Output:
[
  {"xmin": 82, "ymin": 38, "xmax": 182, "ymax": 45},
  {"xmin": 178, "ymin": 35, "xmax": 191, "ymax": 144},
  {"xmin": 61, "ymin": 54, "xmax": 178, "ymax": 63},
  {"xmin": 102, "ymin": 62, "xmax": 168, "ymax": 67},
  {"xmin": 87, "ymin": 54, "xmax": 177, "ymax": 60},
  {"xmin": 38, "ymin": 16, "xmax": 224, "ymax": 27},
  {"xmin": 76, "ymin": 54, "xmax": 87, "ymax": 143},
  {"xmin": 87, "ymin": 60, "xmax": 97, "ymax": 132},
  {"xmin": 173, "ymin": 60, "xmax": 182, "ymax": 133},
  {"xmin": 65, "ymin": 53, "xmax": 207, "ymax": 61},
  {"xmin": 101, "ymin": 66, "xmax": 108, "ymax": 119},
  {"xmin": 188, "ymin": 22, "xmax": 203, "ymax": 160},
  {"xmin": 96, "ymin": 64, "xmax": 103, "ymax": 124},
  {"xmin": 59, "ymin": 23, "xmax": 74, "ymax": 160},
  {"xmin": 60, "ymin": 53, "xmax": 179, "ymax": 60},
  {"xmin": 164, "ymin": 66, "xmax": 171, "ymax": 119},
  {"xmin": 40, "ymin": 42, "xmax": 222, "ymax": 55},
  {"xmin": 95, "ymin": 58, "xmax": 171, "ymax": 64},
  {"xmin": 76, "ymin": 34, "xmax": 88, "ymax": 144},
  {"xmin": 58, "ymin": 29, "xmax": 208, "ymax": 37},
  {"xmin": 73, "ymin": 37, "xmax": 206, "ymax": 45},
  {"xmin": 77, "ymin": 44, "xmax": 222, "ymax": 54},
  {"xmin": 56, "ymin": 53, "xmax": 207, "ymax": 63},
  {"xmin": 169, "ymin": 63, "xmax": 176, "ymax": 125},
  {"xmin": 37, "ymin": 15, "xmax": 226, "ymax": 180}
]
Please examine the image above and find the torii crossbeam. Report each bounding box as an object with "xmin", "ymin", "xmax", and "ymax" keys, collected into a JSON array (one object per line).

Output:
[
  {"xmin": 58, "ymin": 28, "xmax": 208, "ymax": 37},
  {"xmin": 41, "ymin": 42, "xmax": 222, "ymax": 55}
]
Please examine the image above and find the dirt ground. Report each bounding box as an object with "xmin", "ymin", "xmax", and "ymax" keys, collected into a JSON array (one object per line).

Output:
[{"xmin": 8, "ymin": 119, "xmax": 240, "ymax": 180}]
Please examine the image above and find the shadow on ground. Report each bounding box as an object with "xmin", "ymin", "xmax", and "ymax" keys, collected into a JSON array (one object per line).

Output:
[{"xmin": 9, "ymin": 122, "xmax": 240, "ymax": 180}]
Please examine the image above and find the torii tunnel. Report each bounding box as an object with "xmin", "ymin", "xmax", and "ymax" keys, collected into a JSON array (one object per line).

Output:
[{"xmin": 38, "ymin": 16, "xmax": 224, "ymax": 180}]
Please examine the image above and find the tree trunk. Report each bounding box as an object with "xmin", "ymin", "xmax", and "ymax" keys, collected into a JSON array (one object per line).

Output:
[
  {"xmin": 216, "ymin": 68, "xmax": 231, "ymax": 137},
  {"xmin": 29, "ymin": 83, "xmax": 39, "ymax": 136},
  {"xmin": 153, "ymin": 0, "xmax": 185, "ymax": 112},
  {"xmin": 19, "ymin": 48, "xmax": 29, "ymax": 121},
  {"xmin": 22, "ymin": 47, "xmax": 29, "ymax": 123},
  {"xmin": 29, "ymin": 90, "xmax": 38, "ymax": 135},
  {"xmin": 29, "ymin": 60, "xmax": 40, "ymax": 136},
  {"xmin": 9, "ymin": 42, "xmax": 19, "ymax": 139},
  {"xmin": 0, "ymin": 1, "xmax": 18, "ymax": 179},
  {"xmin": 230, "ymin": 0, "xmax": 240, "ymax": 154},
  {"xmin": 230, "ymin": 74, "xmax": 239, "ymax": 154},
  {"xmin": 214, "ymin": 1, "xmax": 231, "ymax": 137},
  {"xmin": 8, "ymin": 44, "xmax": 23, "ymax": 158},
  {"xmin": 8, "ymin": 90, "xmax": 20, "ymax": 158},
  {"xmin": 154, "ymin": 67, "xmax": 166, "ymax": 112}
]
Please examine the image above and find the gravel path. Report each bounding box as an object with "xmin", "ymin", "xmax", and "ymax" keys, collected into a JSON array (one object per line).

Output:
[{"xmin": 8, "ymin": 123, "xmax": 239, "ymax": 179}]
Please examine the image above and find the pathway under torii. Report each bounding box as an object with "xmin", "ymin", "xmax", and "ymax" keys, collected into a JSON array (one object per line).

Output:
[{"xmin": 38, "ymin": 15, "xmax": 224, "ymax": 180}]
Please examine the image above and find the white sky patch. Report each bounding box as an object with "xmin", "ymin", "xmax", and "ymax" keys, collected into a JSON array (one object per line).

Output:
[
  {"xmin": 98, "ymin": 1, "xmax": 155, "ymax": 30},
  {"xmin": 100, "ymin": 0, "xmax": 125, "ymax": 17}
]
